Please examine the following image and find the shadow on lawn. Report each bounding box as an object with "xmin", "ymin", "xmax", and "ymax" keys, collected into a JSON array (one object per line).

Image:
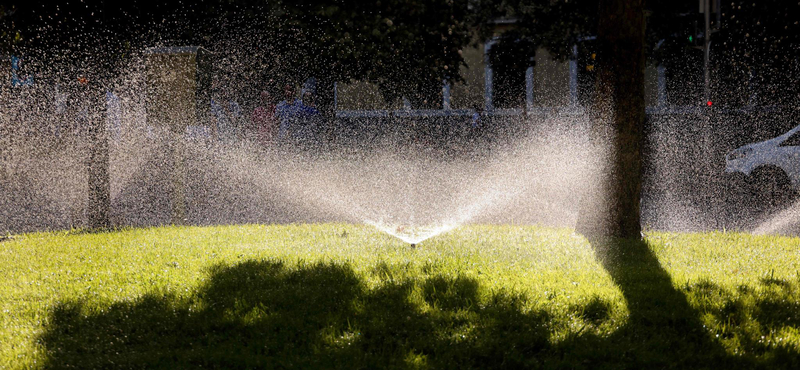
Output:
[
  {"xmin": 567, "ymin": 238, "xmax": 800, "ymax": 369},
  {"xmin": 565, "ymin": 238, "xmax": 734, "ymax": 368},
  {"xmin": 39, "ymin": 260, "xmax": 552, "ymax": 369},
  {"xmin": 38, "ymin": 241, "xmax": 800, "ymax": 369}
]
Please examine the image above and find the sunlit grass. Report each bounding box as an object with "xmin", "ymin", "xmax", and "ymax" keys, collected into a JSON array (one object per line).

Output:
[{"xmin": 1, "ymin": 224, "xmax": 799, "ymax": 368}]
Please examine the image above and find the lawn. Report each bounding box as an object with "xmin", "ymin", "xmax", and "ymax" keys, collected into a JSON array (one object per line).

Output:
[{"xmin": 1, "ymin": 224, "xmax": 799, "ymax": 369}]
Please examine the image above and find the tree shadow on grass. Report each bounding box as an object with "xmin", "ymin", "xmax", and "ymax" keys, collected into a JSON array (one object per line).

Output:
[
  {"xmin": 566, "ymin": 237, "xmax": 800, "ymax": 369},
  {"xmin": 38, "ymin": 244, "xmax": 800, "ymax": 369},
  {"xmin": 38, "ymin": 260, "xmax": 552, "ymax": 369},
  {"xmin": 554, "ymin": 238, "xmax": 735, "ymax": 368},
  {"xmin": 683, "ymin": 276, "xmax": 800, "ymax": 365}
]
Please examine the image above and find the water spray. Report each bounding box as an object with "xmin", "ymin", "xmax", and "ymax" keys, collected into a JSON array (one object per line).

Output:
[{"xmin": 366, "ymin": 221, "xmax": 461, "ymax": 245}]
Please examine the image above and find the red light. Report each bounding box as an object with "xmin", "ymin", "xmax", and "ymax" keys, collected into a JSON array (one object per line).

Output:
[{"xmin": 706, "ymin": 101, "xmax": 713, "ymax": 106}]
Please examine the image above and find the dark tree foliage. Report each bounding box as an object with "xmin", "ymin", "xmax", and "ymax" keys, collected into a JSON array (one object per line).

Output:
[
  {"xmin": 486, "ymin": 0, "xmax": 800, "ymax": 109},
  {"xmin": 483, "ymin": 1, "xmax": 700, "ymax": 69},
  {"xmin": 7, "ymin": 0, "xmax": 481, "ymax": 110},
  {"xmin": 480, "ymin": 0, "xmax": 595, "ymax": 64},
  {"xmin": 8, "ymin": 1, "xmax": 800, "ymax": 108},
  {"xmin": 714, "ymin": 1, "xmax": 800, "ymax": 107},
  {"xmin": 267, "ymin": 0, "xmax": 478, "ymax": 108},
  {"xmin": 1, "ymin": 5, "xmax": 23, "ymax": 57}
]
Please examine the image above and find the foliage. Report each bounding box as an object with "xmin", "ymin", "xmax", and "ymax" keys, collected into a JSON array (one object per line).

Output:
[
  {"xmin": 7, "ymin": 0, "xmax": 481, "ymax": 108},
  {"xmin": 262, "ymin": 0, "xmax": 479, "ymax": 108},
  {"xmin": 486, "ymin": 0, "xmax": 800, "ymax": 109},
  {"xmin": 714, "ymin": 0, "xmax": 800, "ymax": 107},
  {"xmin": 2, "ymin": 224, "xmax": 800, "ymax": 368},
  {"xmin": 7, "ymin": 0, "xmax": 800, "ymax": 109},
  {"xmin": 483, "ymin": 1, "xmax": 702, "ymax": 67},
  {"xmin": 0, "ymin": 5, "xmax": 22, "ymax": 57}
]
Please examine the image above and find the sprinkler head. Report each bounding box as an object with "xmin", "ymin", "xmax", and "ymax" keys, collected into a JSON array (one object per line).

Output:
[{"xmin": 410, "ymin": 243, "xmax": 416, "ymax": 248}]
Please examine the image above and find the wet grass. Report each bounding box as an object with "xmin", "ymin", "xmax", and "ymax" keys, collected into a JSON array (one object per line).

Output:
[{"xmin": 1, "ymin": 224, "xmax": 799, "ymax": 369}]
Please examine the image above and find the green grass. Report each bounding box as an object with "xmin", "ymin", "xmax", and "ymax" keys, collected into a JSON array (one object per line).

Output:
[{"xmin": 1, "ymin": 224, "xmax": 800, "ymax": 369}]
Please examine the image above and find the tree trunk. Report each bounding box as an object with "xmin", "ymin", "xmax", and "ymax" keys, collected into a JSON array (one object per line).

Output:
[
  {"xmin": 87, "ymin": 87, "xmax": 110, "ymax": 229},
  {"xmin": 577, "ymin": 0, "xmax": 645, "ymax": 239}
]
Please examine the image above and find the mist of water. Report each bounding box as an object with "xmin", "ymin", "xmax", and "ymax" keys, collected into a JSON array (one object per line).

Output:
[
  {"xmin": 168, "ymin": 121, "xmax": 603, "ymax": 244},
  {"xmin": 2, "ymin": 44, "xmax": 798, "ymax": 240},
  {"xmin": 1, "ymin": 70, "xmax": 608, "ymax": 244}
]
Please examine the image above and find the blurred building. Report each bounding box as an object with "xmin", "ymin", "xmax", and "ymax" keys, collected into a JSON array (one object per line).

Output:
[{"xmin": 333, "ymin": 24, "xmax": 665, "ymax": 119}]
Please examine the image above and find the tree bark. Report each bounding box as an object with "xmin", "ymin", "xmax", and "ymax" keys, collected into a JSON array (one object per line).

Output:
[{"xmin": 577, "ymin": 0, "xmax": 646, "ymax": 239}]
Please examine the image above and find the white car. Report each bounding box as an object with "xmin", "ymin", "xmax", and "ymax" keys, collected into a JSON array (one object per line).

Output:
[{"xmin": 725, "ymin": 124, "xmax": 800, "ymax": 195}]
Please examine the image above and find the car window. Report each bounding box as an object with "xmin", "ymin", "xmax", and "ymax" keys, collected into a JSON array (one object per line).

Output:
[{"xmin": 780, "ymin": 131, "xmax": 800, "ymax": 147}]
